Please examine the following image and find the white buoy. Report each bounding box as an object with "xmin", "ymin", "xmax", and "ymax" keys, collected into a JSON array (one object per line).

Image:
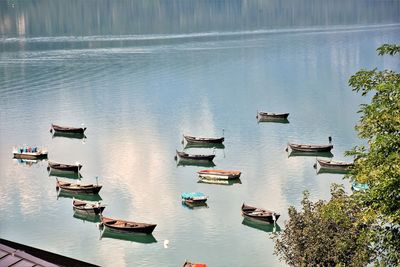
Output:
[{"xmin": 164, "ymin": 240, "xmax": 169, "ymax": 248}]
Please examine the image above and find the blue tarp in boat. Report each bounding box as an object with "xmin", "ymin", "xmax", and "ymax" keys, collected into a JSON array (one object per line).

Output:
[
  {"xmin": 181, "ymin": 192, "xmax": 207, "ymax": 200},
  {"xmin": 352, "ymin": 182, "xmax": 369, "ymax": 191}
]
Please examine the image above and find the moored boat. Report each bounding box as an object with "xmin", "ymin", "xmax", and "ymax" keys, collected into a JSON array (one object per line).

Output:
[
  {"xmin": 183, "ymin": 134, "xmax": 224, "ymax": 144},
  {"xmin": 316, "ymin": 158, "xmax": 353, "ymax": 170},
  {"xmin": 100, "ymin": 216, "xmax": 157, "ymax": 234},
  {"xmin": 181, "ymin": 192, "xmax": 208, "ymax": 205},
  {"xmin": 73, "ymin": 199, "xmax": 105, "ymax": 214},
  {"xmin": 183, "ymin": 261, "xmax": 207, "ymax": 267},
  {"xmin": 287, "ymin": 143, "xmax": 333, "ymax": 152},
  {"xmin": 56, "ymin": 179, "xmax": 102, "ymax": 194},
  {"xmin": 257, "ymin": 112, "xmax": 289, "ymax": 119},
  {"xmin": 241, "ymin": 203, "xmax": 280, "ymax": 224},
  {"xmin": 51, "ymin": 123, "xmax": 86, "ymax": 134},
  {"xmin": 351, "ymin": 181, "xmax": 370, "ymax": 191},
  {"xmin": 48, "ymin": 161, "xmax": 82, "ymax": 172},
  {"xmin": 176, "ymin": 150, "xmax": 215, "ymax": 161},
  {"xmin": 13, "ymin": 146, "xmax": 48, "ymax": 159},
  {"xmin": 197, "ymin": 169, "xmax": 241, "ymax": 180}
]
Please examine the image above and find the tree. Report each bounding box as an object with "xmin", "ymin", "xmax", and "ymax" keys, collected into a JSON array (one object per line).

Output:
[
  {"xmin": 273, "ymin": 186, "xmax": 372, "ymax": 266},
  {"xmin": 273, "ymin": 44, "xmax": 400, "ymax": 266}
]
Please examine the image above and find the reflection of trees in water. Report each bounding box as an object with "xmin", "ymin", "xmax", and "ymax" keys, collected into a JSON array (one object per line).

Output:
[{"xmin": 1, "ymin": 0, "xmax": 399, "ymax": 37}]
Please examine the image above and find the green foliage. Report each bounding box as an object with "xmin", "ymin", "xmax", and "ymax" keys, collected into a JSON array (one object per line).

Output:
[
  {"xmin": 377, "ymin": 44, "xmax": 400, "ymax": 56},
  {"xmin": 273, "ymin": 44, "xmax": 400, "ymax": 266},
  {"xmin": 272, "ymin": 186, "xmax": 372, "ymax": 266}
]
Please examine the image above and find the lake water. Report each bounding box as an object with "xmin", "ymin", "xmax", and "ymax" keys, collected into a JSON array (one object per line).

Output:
[{"xmin": 0, "ymin": 1, "xmax": 399, "ymax": 266}]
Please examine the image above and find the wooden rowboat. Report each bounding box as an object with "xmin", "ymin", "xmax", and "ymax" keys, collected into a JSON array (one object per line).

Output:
[
  {"xmin": 257, "ymin": 112, "xmax": 289, "ymax": 119},
  {"xmin": 316, "ymin": 158, "xmax": 353, "ymax": 170},
  {"xmin": 197, "ymin": 169, "xmax": 241, "ymax": 180},
  {"xmin": 73, "ymin": 200, "xmax": 105, "ymax": 214},
  {"xmin": 13, "ymin": 146, "xmax": 48, "ymax": 160},
  {"xmin": 48, "ymin": 161, "xmax": 82, "ymax": 172},
  {"xmin": 51, "ymin": 124, "xmax": 86, "ymax": 134},
  {"xmin": 288, "ymin": 143, "xmax": 333, "ymax": 152},
  {"xmin": 176, "ymin": 150, "xmax": 215, "ymax": 161},
  {"xmin": 181, "ymin": 192, "xmax": 208, "ymax": 204},
  {"xmin": 241, "ymin": 203, "xmax": 280, "ymax": 224},
  {"xmin": 183, "ymin": 261, "xmax": 207, "ymax": 267},
  {"xmin": 183, "ymin": 135, "xmax": 224, "ymax": 144},
  {"xmin": 100, "ymin": 216, "xmax": 157, "ymax": 234},
  {"xmin": 56, "ymin": 180, "xmax": 102, "ymax": 194}
]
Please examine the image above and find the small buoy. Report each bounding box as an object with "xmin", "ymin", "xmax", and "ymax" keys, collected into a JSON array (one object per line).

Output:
[
  {"xmin": 313, "ymin": 163, "xmax": 317, "ymax": 169},
  {"xmin": 164, "ymin": 240, "xmax": 169, "ymax": 248}
]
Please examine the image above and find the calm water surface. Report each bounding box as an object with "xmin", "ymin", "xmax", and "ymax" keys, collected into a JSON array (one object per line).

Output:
[{"xmin": 1, "ymin": 1, "xmax": 400, "ymax": 266}]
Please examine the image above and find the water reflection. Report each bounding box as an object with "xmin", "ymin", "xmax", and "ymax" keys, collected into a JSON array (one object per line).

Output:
[
  {"xmin": 181, "ymin": 201, "xmax": 209, "ymax": 210},
  {"xmin": 288, "ymin": 151, "xmax": 334, "ymax": 158},
  {"xmin": 73, "ymin": 212, "xmax": 101, "ymax": 223},
  {"xmin": 13, "ymin": 158, "xmax": 47, "ymax": 167},
  {"xmin": 242, "ymin": 218, "xmax": 281, "ymax": 233},
  {"xmin": 99, "ymin": 228, "xmax": 157, "ymax": 244},
  {"xmin": 197, "ymin": 177, "xmax": 242, "ymax": 186},
  {"xmin": 316, "ymin": 168, "xmax": 349, "ymax": 175},
  {"xmin": 257, "ymin": 118, "xmax": 290, "ymax": 124},
  {"xmin": 57, "ymin": 190, "xmax": 103, "ymax": 202},
  {"xmin": 184, "ymin": 143, "xmax": 225, "ymax": 150},
  {"xmin": 1, "ymin": 0, "xmax": 399, "ymax": 38},
  {"xmin": 52, "ymin": 131, "xmax": 87, "ymax": 140},
  {"xmin": 177, "ymin": 159, "xmax": 216, "ymax": 168},
  {"xmin": 49, "ymin": 169, "xmax": 83, "ymax": 180}
]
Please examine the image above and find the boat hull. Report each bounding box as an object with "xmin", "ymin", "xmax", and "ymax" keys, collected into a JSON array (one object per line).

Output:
[
  {"xmin": 59, "ymin": 187, "xmax": 102, "ymax": 194},
  {"xmin": 198, "ymin": 177, "xmax": 242, "ymax": 186},
  {"xmin": 183, "ymin": 199, "xmax": 208, "ymax": 204},
  {"xmin": 257, "ymin": 112, "xmax": 289, "ymax": 119},
  {"xmin": 57, "ymin": 181, "xmax": 102, "ymax": 194},
  {"xmin": 73, "ymin": 200, "xmax": 105, "ymax": 214},
  {"xmin": 101, "ymin": 217, "xmax": 157, "ymax": 234},
  {"xmin": 13, "ymin": 152, "xmax": 48, "ymax": 159},
  {"xmin": 52, "ymin": 124, "xmax": 86, "ymax": 134},
  {"xmin": 49, "ymin": 162, "xmax": 82, "ymax": 172},
  {"xmin": 197, "ymin": 170, "xmax": 241, "ymax": 180},
  {"xmin": 184, "ymin": 135, "xmax": 224, "ymax": 144},
  {"xmin": 241, "ymin": 204, "xmax": 280, "ymax": 224},
  {"xmin": 288, "ymin": 143, "xmax": 333, "ymax": 152},
  {"xmin": 176, "ymin": 151, "xmax": 215, "ymax": 161},
  {"xmin": 317, "ymin": 159, "xmax": 353, "ymax": 170}
]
